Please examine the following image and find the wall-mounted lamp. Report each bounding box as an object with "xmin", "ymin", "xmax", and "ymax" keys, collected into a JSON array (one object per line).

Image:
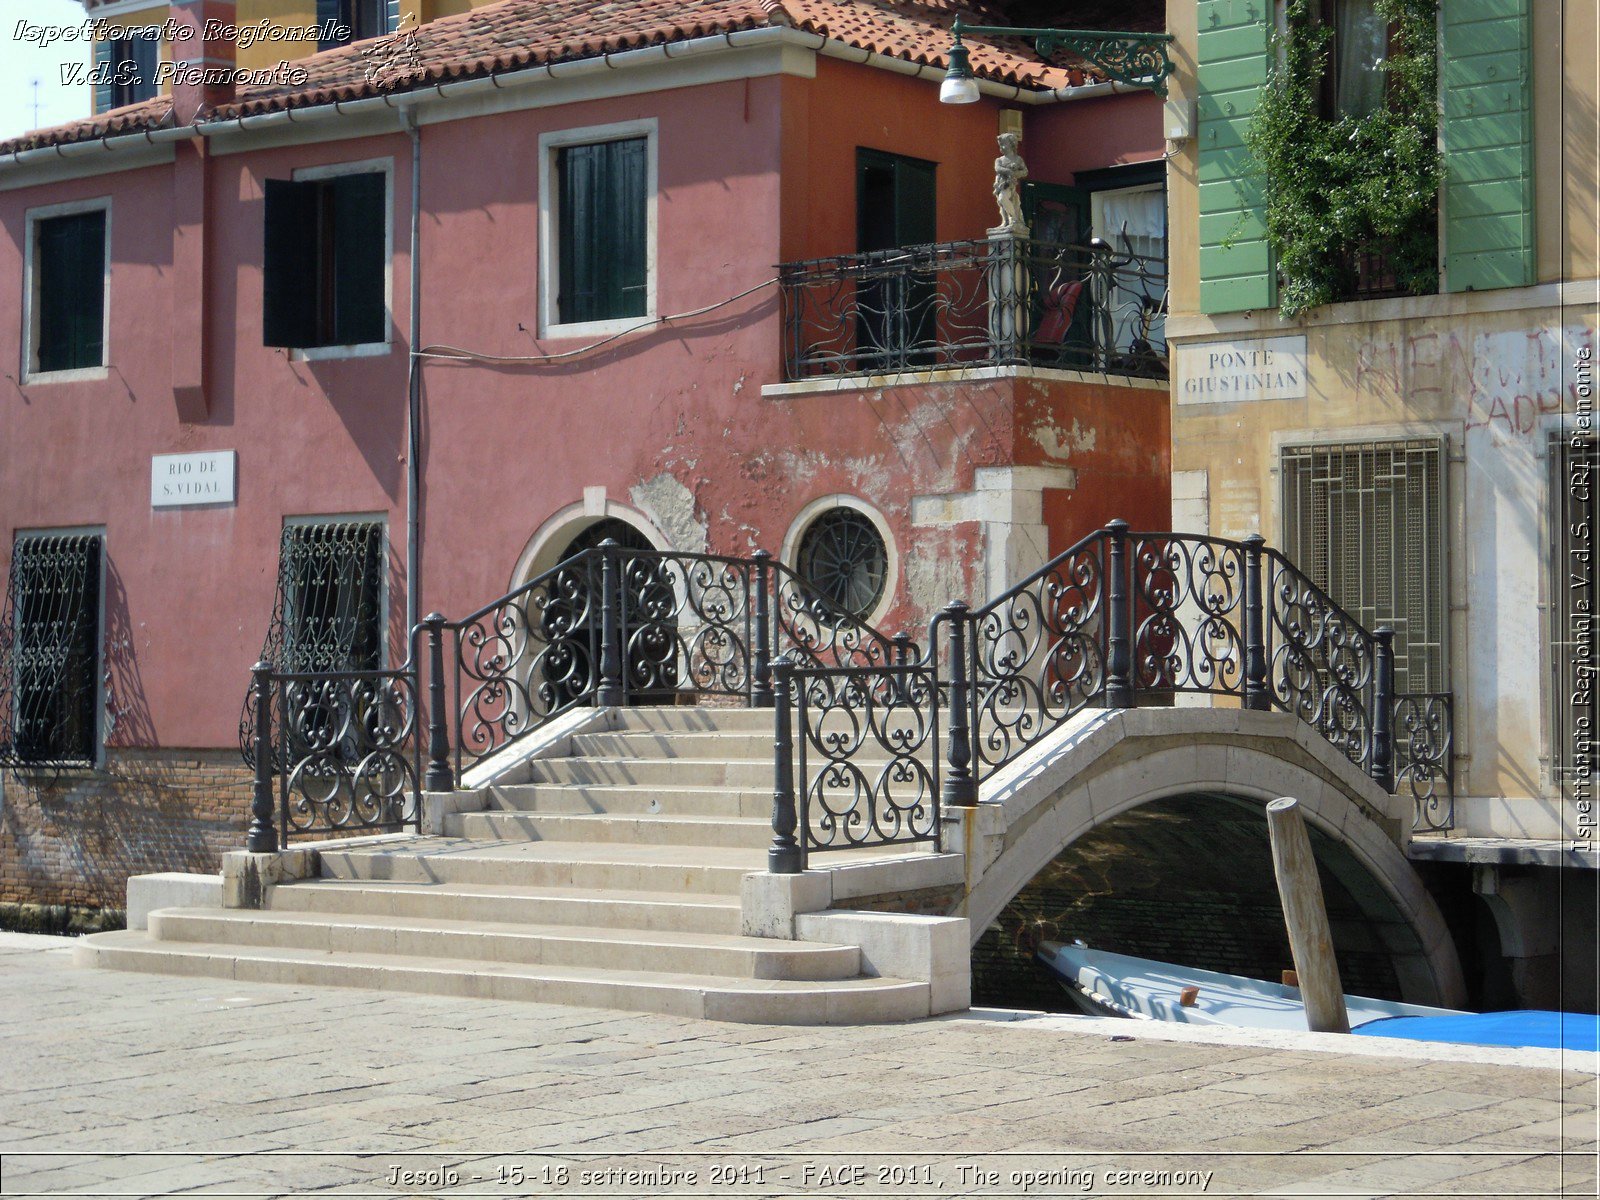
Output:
[{"xmin": 938, "ymin": 16, "xmax": 1177, "ymax": 104}]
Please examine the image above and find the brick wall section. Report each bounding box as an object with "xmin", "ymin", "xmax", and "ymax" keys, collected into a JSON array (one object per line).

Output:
[{"xmin": 0, "ymin": 750, "xmax": 248, "ymax": 911}]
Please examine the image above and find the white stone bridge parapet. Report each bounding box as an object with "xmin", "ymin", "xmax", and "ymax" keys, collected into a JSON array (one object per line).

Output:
[{"xmin": 938, "ymin": 705, "xmax": 1467, "ymax": 1009}]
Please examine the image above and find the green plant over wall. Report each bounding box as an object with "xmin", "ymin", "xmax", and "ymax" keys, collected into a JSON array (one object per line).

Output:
[{"xmin": 1245, "ymin": 0, "xmax": 1441, "ymax": 317}]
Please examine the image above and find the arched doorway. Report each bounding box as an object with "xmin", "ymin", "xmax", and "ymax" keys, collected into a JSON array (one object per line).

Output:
[{"xmin": 548, "ymin": 518, "xmax": 679, "ymax": 705}]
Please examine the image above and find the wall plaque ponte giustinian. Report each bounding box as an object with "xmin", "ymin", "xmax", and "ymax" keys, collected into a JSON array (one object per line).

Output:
[{"xmin": 1176, "ymin": 335, "xmax": 1308, "ymax": 404}]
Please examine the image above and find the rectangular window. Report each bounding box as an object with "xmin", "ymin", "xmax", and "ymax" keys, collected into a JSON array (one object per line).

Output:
[
  {"xmin": 263, "ymin": 170, "xmax": 388, "ymax": 350},
  {"xmin": 317, "ymin": 0, "xmax": 395, "ymax": 49},
  {"xmin": 555, "ymin": 137, "xmax": 649, "ymax": 327},
  {"xmin": 30, "ymin": 208, "xmax": 107, "ymax": 377},
  {"xmin": 1548, "ymin": 431, "xmax": 1598, "ymax": 794},
  {"xmin": 269, "ymin": 522, "xmax": 385, "ymax": 673},
  {"xmin": 1, "ymin": 533, "xmax": 102, "ymax": 768},
  {"xmin": 1309, "ymin": 0, "xmax": 1393, "ymax": 120},
  {"xmin": 1281, "ymin": 439, "xmax": 1447, "ymax": 694},
  {"xmin": 110, "ymin": 33, "xmax": 160, "ymax": 108}
]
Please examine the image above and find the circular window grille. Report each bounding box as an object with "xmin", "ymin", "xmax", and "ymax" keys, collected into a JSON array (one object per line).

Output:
[{"xmin": 797, "ymin": 508, "xmax": 888, "ymax": 619}]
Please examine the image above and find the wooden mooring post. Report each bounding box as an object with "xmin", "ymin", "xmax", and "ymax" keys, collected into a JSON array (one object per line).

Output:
[{"xmin": 1265, "ymin": 797, "xmax": 1350, "ymax": 1035}]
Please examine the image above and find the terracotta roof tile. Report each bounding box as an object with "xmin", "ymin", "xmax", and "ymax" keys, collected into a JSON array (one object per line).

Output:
[{"xmin": 1, "ymin": 0, "xmax": 1124, "ymax": 156}]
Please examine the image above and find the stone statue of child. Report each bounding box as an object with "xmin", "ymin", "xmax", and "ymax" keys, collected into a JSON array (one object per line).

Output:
[{"xmin": 991, "ymin": 131, "xmax": 1029, "ymax": 236}]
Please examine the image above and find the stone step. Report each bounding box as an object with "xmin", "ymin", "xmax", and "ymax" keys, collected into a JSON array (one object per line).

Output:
[
  {"xmin": 317, "ymin": 839, "xmax": 759, "ymax": 895},
  {"xmin": 266, "ymin": 879, "xmax": 744, "ymax": 935},
  {"xmin": 75, "ymin": 932, "xmax": 932, "ymax": 1023},
  {"xmin": 611, "ymin": 707, "xmax": 779, "ymax": 733},
  {"xmin": 566, "ymin": 730, "xmax": 912, "ymax": 762},
  {"xmin": 482, "ymin": 782, "xmax": 768, "ymax": 819},
  {"xmin": 526, "ymin": 757, "xmax": 778, "ymax": 789},
  {"xmin": 446, "ymin": 810, "xmax": 772, "ymax": 848},
  {"xmin": 147, "ymin": 909, "xmax": 860, "ymax": 980}
]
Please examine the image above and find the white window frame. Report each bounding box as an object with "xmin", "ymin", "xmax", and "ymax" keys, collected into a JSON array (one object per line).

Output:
[
  {"xmin": 538, "ymin": 118, "xmax": 659, "ymax": 341},
  {"xmin": 22, "ymin": 197, "xmax": 111, "ymax": 386},
  {"xmin": 287, "ymin": 157, "xmax": 395, "ymax": 362},
  {"xmin": 9, "ymin": 524, "xmax": 108, "ymax": 770}
]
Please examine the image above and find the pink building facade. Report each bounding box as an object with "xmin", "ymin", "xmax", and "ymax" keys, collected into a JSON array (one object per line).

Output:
[{"xmin": 0, "ymin": 1, "xmax": 1171, "ymax": 915}]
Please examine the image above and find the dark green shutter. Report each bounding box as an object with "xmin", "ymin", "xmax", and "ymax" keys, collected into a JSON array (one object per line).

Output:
[
  {"xmin": 317, "ymin": 0, "xmax": 345, "ymax": 49},
  {"xmin": 611, "ymin": 139, "xmax": 648, "ymax": 319},
  {"xmin": 331, "ymin": 173, "xmax": 387, "ymax": 346},
  {"xmin": 93, "ymin": 39, "xmax": 113, "ymax": 115},
  {"xmin": 1441, "ymin": 0, "xmax": 1534, "ymax": 292},
  {"xmin": 37, "ymin": 212, "xmax": 105, "ymax": 374},
  {"xmin": 1196, "ymin": 0, "xmax": 1274, "ymax": 313},
  {"xmin": 263, "ymin": 179, "xmax": 317, "ymax": 349},
  {"xmin": 558, "ymin": 139, "xmax": 649, "ymax": 325}
]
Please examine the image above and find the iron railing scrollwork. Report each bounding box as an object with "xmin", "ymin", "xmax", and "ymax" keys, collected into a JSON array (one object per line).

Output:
[
  {"xmin": 769, "ymin": 658, "xmax": 941, "ymax": 870},
  {"xmin": 435, "ymin": 544, "xmax": 901, "ymax": 782},
  {"xmin": 245, "ymin": 659, "xmax": 421, "ymax": 852},
  {"xmin": 779, "ymin": 237, "xmax": 1167, "ymax": 383},
  {"xmin": 766, "ymin": 521, "xmax": 1457, "ymax": 871}
]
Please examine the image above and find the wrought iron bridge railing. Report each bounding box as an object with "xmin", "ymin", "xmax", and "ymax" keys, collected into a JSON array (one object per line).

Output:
[
  {"xmin": 761, "ymin": 522, "xmax": 1455, "ymax": 873},
  {"xmin": 779, "ymin": 236, "xmax": 1168, "ymax": 383},
  {"xmin": 239, "ymin": 527, "xmax": 1454, "ymax": 860},
  {"xmin": 240, "ymin": 542, "xmax": 906, "ymax": 850}
]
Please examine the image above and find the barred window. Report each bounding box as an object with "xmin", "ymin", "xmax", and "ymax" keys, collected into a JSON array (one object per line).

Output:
[
  {"xmin": 261, "ymin": 522, "xmax": 385, "ymax": 673},
  {"xmin": 1548, "ymin": 430, "xmax": 1597, "ymax": 793},
  {"xmin": 0, "ymin": 533, "xmax": 102, "ymax": 767},
  {"xmin": 1282, "ymin": 439, "xmax": 1447, "ymax": 693},
  {"xmin": 798, "ymin": 507, "xmax": 889, "ymax": 620}
]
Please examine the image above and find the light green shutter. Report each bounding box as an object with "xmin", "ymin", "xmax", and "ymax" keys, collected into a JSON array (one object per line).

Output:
[
  {"xmin": 1441, "ymin": 0, "xmax": 1534, "ymax": 292},
  {"xmin": 1196, "ymin": 0, "xmax": 1274, "ymax": 313},
  {"xmin": 93, "ymin": 39, "xmax": 113, "ymax": 115}
]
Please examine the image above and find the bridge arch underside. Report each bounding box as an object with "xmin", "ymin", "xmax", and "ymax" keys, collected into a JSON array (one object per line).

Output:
[
  {"xmin": 975, "ymin": 793, "xmax": 1451, "ymax": 1013},
  {"xmin": 961, "ymin": 714, "xmax": 1468, "ymax": 1013}
]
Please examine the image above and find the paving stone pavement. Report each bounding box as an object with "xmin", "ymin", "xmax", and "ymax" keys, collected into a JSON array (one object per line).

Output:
[{"xmin": 1, "ymin": 935, "xmax": 1596, "ymax": 1199}]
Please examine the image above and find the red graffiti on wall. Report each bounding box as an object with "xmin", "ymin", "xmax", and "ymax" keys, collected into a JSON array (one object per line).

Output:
[{"xmin": 1354, "ymin": 325, "xmax": 1596, "ymax": 438}]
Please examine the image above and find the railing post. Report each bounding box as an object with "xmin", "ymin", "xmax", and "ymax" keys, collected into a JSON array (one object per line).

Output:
[
  {"xmin": 892, "ymin": 631, "xmax": 912, "ymax": 704},
  {"xmin": 1104, "ymin": 520, "xmax": 1134, "ymax": 709},
  {"xmin": 986, "ymin": 234, "xmax": 1027, "ymax": 365},
  {"xmin": 942, "ymin": 602, "xmax": 978, "ymax": 807},
  {"xmin": 1371, "ymin": 627, "xmax": 1395, "ymax": 792},
  {"xmin": 769, "ymin": 656, "xmax": 802, "ymax": 874},
  {"xmin": 751, "ymin": 550, "xmax": 774, "ymax": 709},
  {"xmin": 423, "ymin": 613, "xmax": 454, "ymax": 794},
  {"xmin": 1242, "ymin": 534, "xmax": 1270, "ymax": 712},
  {"xmin": 597, "ymin": 540, "xmax": 625, "ymax": 707},
  {"xmin": 246, "ymin": 662, "xmax": 278, "ymax": 854}
]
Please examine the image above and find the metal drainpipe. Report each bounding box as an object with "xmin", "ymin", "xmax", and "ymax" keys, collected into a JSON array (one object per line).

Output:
[{"xmin": 404, "ymin": 108, "xmax": 422, "ymax": 639}]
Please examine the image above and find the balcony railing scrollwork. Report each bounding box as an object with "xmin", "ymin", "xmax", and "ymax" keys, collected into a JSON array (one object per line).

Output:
[{"xmin": 779, "ymin": 237, "xmax": 1167, "ymax": 383}]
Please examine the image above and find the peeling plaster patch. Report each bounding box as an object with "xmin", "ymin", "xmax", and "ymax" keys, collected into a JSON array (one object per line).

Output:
[
  {"xmin": 630, "ymin": 473, "xmax": 708, "ymax": 555},
  {"xmin": 1032, "ymin": 419, "xmax": 1098, "ymax": 462},
  {"xmin": 840, "ymin": 456, "xmax": 894, "ymax": 505}
]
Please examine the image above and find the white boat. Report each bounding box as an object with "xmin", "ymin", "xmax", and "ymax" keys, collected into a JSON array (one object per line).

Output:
[{"xmin": 1035, "ymin": 940, "xmax": 1463, "ymax": 1032}]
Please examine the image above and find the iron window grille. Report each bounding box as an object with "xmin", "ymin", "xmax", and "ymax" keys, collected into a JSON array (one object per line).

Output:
[
  {"xmin": 260, "ymin": 522, "xmax": 386, "ymax": 674},
  {"xmin": 262, "ymin": 171, "xmax": 387, "ymax": 350},
  {"xmin": 797, "ymin": 508, "xmax": 889, "ymax": 621},
  {"xmin": 1282, "ymin": 439, "xmax": 1447, "ymax": 694},
  {"xmin": 32, "ymin": 210, "xmax": 107, "ymax": 376},
  {"xmin": 0, "ymin": 533, "xmax": 103, "ymax": 769},
  {"xmin": 1548, "ymin": 430, "xmax": 1597, "ymax": 795}
]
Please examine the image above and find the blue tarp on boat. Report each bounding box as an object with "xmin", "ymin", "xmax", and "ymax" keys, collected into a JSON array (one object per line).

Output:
[{"xmin": 1353, "ymin": 1010, "xmax": 1599, "ymax": 1051}]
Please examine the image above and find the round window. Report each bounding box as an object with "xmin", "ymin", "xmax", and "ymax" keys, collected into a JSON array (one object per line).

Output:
[{"xmin": 797, "ymin": 507, "xmax": 888, "ymax": 619}]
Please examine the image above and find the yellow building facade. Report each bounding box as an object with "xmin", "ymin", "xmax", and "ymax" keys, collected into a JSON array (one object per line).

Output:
[{"xmin": 1165, "ymin": 0, "xmax": 1598, "ymax": 842}]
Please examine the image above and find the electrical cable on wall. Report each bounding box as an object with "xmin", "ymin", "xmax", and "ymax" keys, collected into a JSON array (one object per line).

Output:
[{"xmin": 416, "ymin": 277, "xmax": 780, "ymax": 365}]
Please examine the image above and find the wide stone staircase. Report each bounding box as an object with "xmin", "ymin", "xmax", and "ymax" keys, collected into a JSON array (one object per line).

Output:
[{"xmin": 75, "ymin": 707, "xmax": 958, "ymax": 1024}]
